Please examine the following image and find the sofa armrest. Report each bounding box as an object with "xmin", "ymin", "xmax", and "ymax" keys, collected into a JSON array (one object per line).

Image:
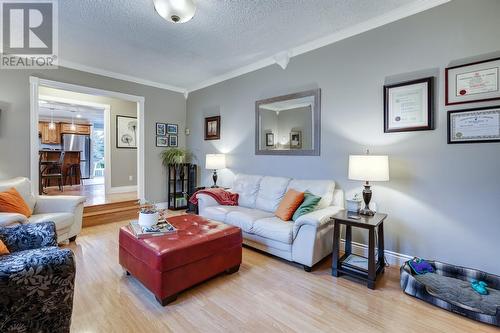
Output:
[
  {"xmin": 293, "ymin": 205, "xmax": 343, "ymax": 237},
  {"xmin": 0, "ymin": 212, "xmax": 28, "ymax": 227},
  {"xmin": 0, "ymin": 222, "xmax": 57, "ymax": 252},
  {"xmin": 196, "ymin": 193, "xmax": 221, "ymax": 212},
  {"xmin": 34, "ymin": 195, "xmax": 86, "ymax": 214}
]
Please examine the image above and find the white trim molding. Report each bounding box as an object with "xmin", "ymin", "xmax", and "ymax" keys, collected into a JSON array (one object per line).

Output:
[
  {"xmin": 29, "ymin": 77, "xmax": 146, "ymax": 200},
  {"xmin": 187, "ymin": 0, "xmax": 450, "ymax": 92},
  {"xmin": 58, "ymin": 59, "xmax": 187, "ymax": 94},
  {"xmin": 107, "ymin": 185, "xmax": 138, "ymax": 194},
  {"xmin": 340, "ymin": 239, "xmax": 413, "ymax": 267}
]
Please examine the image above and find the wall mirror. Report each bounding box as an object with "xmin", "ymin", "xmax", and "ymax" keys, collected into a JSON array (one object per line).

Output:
[{"xmin": 255, "ymin": 89, "xmax": 321, "ymax": 155}]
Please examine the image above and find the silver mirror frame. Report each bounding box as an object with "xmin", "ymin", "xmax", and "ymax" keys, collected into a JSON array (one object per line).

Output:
[{"xmin": 255, "ymin": 88, "xmax": 321, "ymax": 156}]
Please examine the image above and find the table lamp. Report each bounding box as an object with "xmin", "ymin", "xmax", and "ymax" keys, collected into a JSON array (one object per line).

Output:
[
  {"xmin": 348, "ymin": 153, "xmax": 389, "ymax": 216},
  {"xmin": 205, "ymin": 154, "xmax": 226, "ymax": 188}
]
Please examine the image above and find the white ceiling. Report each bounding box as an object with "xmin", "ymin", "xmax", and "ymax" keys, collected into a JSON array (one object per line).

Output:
[
  {"xmin": 58, "ymin": 0, "xmax": 449, "ymax": 92},
  {"xmin": 39, "ymin": 100, "xmax": 104, "ymax": 125}
]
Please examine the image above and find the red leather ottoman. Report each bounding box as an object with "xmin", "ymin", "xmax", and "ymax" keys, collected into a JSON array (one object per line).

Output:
[{"xmin": 119, "ymin": 214, "xmax": 242, "ymax": 306}]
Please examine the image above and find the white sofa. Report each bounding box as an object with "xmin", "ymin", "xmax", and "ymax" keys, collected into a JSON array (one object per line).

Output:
[
  {"xmin": 197, "ymin": 174, "xmax": 344, "ymax": 271},
  {"xmin": 0, "ymin": 177, "xmax": 85, "ymax": 243}
]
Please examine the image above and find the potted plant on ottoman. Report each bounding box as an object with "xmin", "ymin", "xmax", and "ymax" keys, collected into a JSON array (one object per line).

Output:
[{"xmin": 138, "ymin": 200, "xmax": 159, "ymax": 228}]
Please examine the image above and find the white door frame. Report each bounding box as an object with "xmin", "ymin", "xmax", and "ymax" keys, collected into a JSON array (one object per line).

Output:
[{"xmin": 29, "ymin": 76, "xmax": 145, "ymax": 200}]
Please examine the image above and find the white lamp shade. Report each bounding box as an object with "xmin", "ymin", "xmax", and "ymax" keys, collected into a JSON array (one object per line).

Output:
[
  {"xmin": 205, "ymin": 154, "xmax": 226, "ymax": 170},
  {"xmin": 348, "ymin": 155, "xmax": 389, "ymax": 182},
  {"xmin": 153, "ymin": 0, "xmax": 196, "ymax": 23}
]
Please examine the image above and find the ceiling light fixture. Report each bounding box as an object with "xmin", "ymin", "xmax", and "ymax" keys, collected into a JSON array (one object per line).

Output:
[
  {"xmin": 153, "ymin": 0, "xmax": 196, "ymax": 24},
  {"xmin": 70, "ymin": 111, "xmax": 76, "ymax": 131},
  {"xmin": 49, "ymin": 108, "xmax": 56, "ymax": 130}
]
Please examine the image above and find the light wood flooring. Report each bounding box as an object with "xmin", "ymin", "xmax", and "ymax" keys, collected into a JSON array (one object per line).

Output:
[
  {"xmin": 44, "ymin": 183, "xmax": 137, "ymax": 206},
  {"xmin": 65, "ymin": 217, "xmax": 497, "ymax": 333}
]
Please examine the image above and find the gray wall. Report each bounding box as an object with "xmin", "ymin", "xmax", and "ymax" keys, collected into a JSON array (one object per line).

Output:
[
  {"xmin": 39, "ymin": 86, "xmax": 139, "ymax": 188},
  {"xmin": 187, "ymin": 0, "xmax": 500, "ymax": 274},
  {"xmin": 0, "ymin": 67, "xmax": 185, "ymax": 202}
]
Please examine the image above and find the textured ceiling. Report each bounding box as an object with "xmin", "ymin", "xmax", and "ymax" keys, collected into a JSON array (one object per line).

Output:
[{"xmin": 59, "ymin": 0, "xmax": 426, "ymax": 90}]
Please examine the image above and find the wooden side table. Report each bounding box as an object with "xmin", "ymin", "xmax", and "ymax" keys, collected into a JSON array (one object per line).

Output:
[{"xmin": 331, "ymin": 211, "xmax": 387, "ymax": 289}]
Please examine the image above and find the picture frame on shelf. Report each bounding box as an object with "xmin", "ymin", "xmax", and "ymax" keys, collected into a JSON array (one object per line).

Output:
[
  {"xmin": 265, "ymin": 133, "xmax": 274, "ymax": 146},
  {"xmin": 204, "ymin": 116, "xmax": 221, "ymax": 140},
  {"xmin": 169, "ymin": 135, "xmax": 178, "ymax": 147},
  {"xmin": 384, "ymin": 77, "xmax": 434, "ymax": 133},
  {"xmin": 116, "ymin": 115, "xmax": 137, "ymax": 149},
  {"xmin": 156, "ymin": 136, "xmax": 169, "ymax": 147},
  {"xmin": 156, "ymin": 123, "xmax": 167, "ymax": 136},
  {"xmin": 290, "ymin": 130, "xmax": 302, "ymax": 149},
  {"xmin": 167, "ymin": 123, "xmax": 178, "ymax": 135},
  {"xmin": 445, "ymin": 57, "xmax": 500, "ymax": 105},
  {"xmin": 447, "ymin": 106, "xmax": 500, "ymax": 144}
]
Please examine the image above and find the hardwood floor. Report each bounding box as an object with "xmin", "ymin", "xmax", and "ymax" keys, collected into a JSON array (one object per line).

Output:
[
  {"xmin": 65, "ymin": 217, "xmax": 497, "ymax": 333},
  {"xmin": 44, "ymin": 183, "xmax": 137, "ymax": 206}
]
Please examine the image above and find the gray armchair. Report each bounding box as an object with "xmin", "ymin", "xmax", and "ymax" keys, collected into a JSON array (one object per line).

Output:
[{"xmin": 0, "ymin": 222, "xmax": 76, "ymax": 333}]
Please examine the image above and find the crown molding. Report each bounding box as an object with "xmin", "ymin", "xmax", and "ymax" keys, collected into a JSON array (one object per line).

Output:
[
  {"xmin": 187, "ymin": 0, "xmax": 451, "ymax": 93},
  {"xmin": 58, "ymin": 59, "xmax": 187, "ymax": 94}
]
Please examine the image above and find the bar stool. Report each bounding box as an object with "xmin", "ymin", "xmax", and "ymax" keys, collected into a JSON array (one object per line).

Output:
[
  {"xmin": 40, "ymin": 152, "xmax": 65, "ymax": 192},
  {"xmin": 65, "ymin": 163, "xmax": 81, "ymax": 186}
]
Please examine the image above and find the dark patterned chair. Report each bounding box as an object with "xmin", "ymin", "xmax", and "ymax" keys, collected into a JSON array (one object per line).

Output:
[{"xmin": 0, "ymin": 222, "xmax": 76, "ymax": 333}]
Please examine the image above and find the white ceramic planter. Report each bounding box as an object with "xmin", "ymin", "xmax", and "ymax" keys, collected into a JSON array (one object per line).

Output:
[{"xmin": 138, "ymin": 212, "xmax": 159, "ymax": 228}]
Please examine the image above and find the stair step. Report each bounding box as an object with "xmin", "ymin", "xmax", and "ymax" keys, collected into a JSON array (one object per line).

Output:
[{"xmin": 83, "ymin": 200, "xmax": 140, "ymax": 228}]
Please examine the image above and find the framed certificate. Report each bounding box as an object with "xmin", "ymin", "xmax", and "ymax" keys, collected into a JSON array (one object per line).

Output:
[
  {"xmin": 384, "ymin": 77, "xmax": 434, "ymax": 133},
  {"xmin": 448, "ymin": 106, "xmax": 500, "ymax": 144},
  {"xmin": 445, "ymin": 57, "xmax": 500, "ymax": 105}
]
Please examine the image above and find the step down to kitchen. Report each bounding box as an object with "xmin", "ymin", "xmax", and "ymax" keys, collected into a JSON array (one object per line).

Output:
[{"xmin": 83, "ymin": 199, "xmax": 139, "ymax": 227}]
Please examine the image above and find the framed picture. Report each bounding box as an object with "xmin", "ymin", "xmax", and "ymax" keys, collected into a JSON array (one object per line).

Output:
[
  {"xmin": 290, "ymin": 131, "xmax": 302, "ymax": 149},
  {"xmin": 156, "ymin": 123, "xmax": 166, "ymax": 136},
  {"xmin": 445, "ymin": 57, "xmax": 500, "ymax": 105},
  {"xmin": 447, "ymin": 106, "xmax": 500, "ymax": 144},
  {"xmin": 167, "ymin": 123, "xmax": 178, "ymax": 135},
  {"xmin": 168, "ymin": 135, "xmax": 178, "ymax": 147},
  {"xmin": 205, "ymin": 116, "xmax": 220, "ymax": 140},
  {"xmin": 156, "ymin": 136, "xmax": 169, "ymax": 147},
  {"xmin": 265, "ymin": 133, "xmax": 274, "ymax": 146},
  {"xmin": 116, "ymin": 115, "xmax": 137, "ymax": 149},
  {"xmin": 384, "ymin": 77, "xmax": 434, "ymax": 133}
]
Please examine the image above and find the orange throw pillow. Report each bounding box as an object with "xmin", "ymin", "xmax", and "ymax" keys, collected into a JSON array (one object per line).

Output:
[
  {"xmin": 0, "ymin": 187, "xmax": 32, "ymax": 217},
  {"xmin": 0, "ymin": 240, "xmax": 9, "ymax": 255},
  {"xmin": 275, "ymin": 189, "xmax": 304, "ymax": 221}
]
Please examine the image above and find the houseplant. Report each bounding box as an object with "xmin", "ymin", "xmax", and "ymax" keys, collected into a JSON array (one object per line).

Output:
[
  {"xmin": 138, "ymin": 200, "xmax": 159, "ymax": 228},
  {"xmin": 160, "ymin": 148, "xmax": 191, "ymax": 167}
]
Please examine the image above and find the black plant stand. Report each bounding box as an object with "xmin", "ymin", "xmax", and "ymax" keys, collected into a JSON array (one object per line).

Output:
[{"xmin": 167, "ymin": 163, "xmax": 197, "ymax": 210}]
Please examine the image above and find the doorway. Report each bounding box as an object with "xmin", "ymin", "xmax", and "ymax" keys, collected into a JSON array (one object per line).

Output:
[{"xmin": 30, "ymin": 77, "xmax": 145, "ymax": 205}]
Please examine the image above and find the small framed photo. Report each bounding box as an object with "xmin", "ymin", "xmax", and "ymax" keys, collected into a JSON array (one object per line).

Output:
[
  {"xmin": 445, "ymin": 57, "xmax": 500, "ymax": 105},
  {"xmin": 156, "ymin": 123, "xmax": 167, "ymax": 136},
  {"xmin": 205, "ymin": 116, "xmax": 220, "ymax": 140},
  {"xmin": 156, "ymin": 136, "xmax": 169, "ymax": 147},
  {"xmin": 167, "ymin": 123, "xmax": 178, "ymax": 135},
  {"xmin": 448, "ymin": 106, "xmax": 500, "ymax": 144},
  {"xmin": 290, "ymin": 131, "xmax": 302, "ymax": 149},
  {"xmin": 168, "ymin": 135, "xmax": 178, "ymax": 147},
  {"xmin": 384, "ymin": 77, "xmax": 434, "ymax": 133},
  {"xmin": 265, "ymin": 133, "xmax": 274, "ymax": 146}
]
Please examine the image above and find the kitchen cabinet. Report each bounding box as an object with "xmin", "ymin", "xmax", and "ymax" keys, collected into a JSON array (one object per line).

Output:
[
  {"xmin": 39, "ymin": 122, "xmax": 61, "ymax": 144},
  {"xmin": 60, "ymin": 123, "xmax": 91, "ymax": 135}
]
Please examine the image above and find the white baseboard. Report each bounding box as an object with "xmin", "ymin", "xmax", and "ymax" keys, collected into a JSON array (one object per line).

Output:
[
  {"xmin": 155, "ymin": 202, "xmax": 169, "ymax": 209},
  {"xmin": 107, "ymin": 185, "xmax": 137, "ymax": 194},
  {"xmin": 340, "ymin": 239, "xmax": 413, "ymax": 267}
]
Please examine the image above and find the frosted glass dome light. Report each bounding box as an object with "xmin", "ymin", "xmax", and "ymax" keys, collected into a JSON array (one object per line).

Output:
[{"xmin": 153, "ymin": 0, "xmax": 196, "ymax": 24}]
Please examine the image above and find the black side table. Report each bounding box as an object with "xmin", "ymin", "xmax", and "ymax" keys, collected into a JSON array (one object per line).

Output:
[{"xmin": 331, "ymin": 211, "xmax": 387, "ymax": 289}]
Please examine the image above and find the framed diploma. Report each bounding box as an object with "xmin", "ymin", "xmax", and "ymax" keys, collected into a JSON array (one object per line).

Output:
[
  {"xmin": 445, "ymin": 57, "xmax": 500, "ymax": 105},
  {"xmin": 384, "ymin": 77, "xmax": 434, "ymax": 133},
  {"xmin": 447, "ymin": 106, "xmax": 500, "ymax": 144}
]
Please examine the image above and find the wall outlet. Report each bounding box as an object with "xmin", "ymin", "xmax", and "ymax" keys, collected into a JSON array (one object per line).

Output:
[
  {"xmin": 185, "ymin": 128, "xmax": 190, "ymax": 135},
  {"xmin": 129, "ymin": 175, "xmax": 133, "ymax": 181}
]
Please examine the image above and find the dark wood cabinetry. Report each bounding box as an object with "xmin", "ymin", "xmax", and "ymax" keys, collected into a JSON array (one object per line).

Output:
[{"xmin": 167, "ymin": 164, "xmax": 197, "ymax": 210}]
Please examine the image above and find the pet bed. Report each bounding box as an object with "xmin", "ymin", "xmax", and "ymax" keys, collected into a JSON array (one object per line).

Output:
[{"xmin": 400, "ymin": 260, "xmax": 500, "ymax": 327}]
